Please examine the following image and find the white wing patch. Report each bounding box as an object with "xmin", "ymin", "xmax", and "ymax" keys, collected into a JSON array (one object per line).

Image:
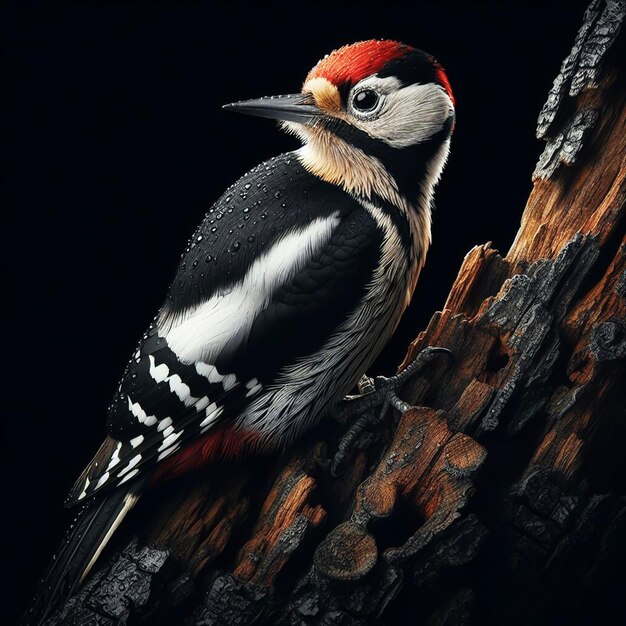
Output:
[{"xmin": 159, "ymin": 214, "xmax": 341, "ymax": 365}]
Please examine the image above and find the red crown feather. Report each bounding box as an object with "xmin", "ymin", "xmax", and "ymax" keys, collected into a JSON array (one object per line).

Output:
[{"xmin": 306, "ymin": 40, "xmax": 413, "ymax": 87}]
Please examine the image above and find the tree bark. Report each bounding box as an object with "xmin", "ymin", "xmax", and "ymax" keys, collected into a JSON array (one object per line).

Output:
[{"xmin": 43, "ymin": 2, "xmax": 626, "ymax": 624}]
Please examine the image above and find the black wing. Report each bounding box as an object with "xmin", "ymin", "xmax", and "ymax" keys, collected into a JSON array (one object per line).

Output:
[{"xmin": 67, "ymin": 152, "xmax": 382, "ymax": 505}]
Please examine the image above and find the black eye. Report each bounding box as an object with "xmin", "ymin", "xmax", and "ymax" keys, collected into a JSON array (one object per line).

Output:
[{"xmin": 352, "ymin": 89, "xmax": 380, "ymax": 112}]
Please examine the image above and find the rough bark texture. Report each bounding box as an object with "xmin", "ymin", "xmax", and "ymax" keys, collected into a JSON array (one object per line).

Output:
[{"xmin": 43, "ymin": 2, "xmax": 626, "ymax": 624}]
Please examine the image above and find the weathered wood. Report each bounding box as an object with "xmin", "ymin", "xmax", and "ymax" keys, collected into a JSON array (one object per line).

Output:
[{"xmin": 41, "ymin": 2, "xmax": 626, "ymax": 624}]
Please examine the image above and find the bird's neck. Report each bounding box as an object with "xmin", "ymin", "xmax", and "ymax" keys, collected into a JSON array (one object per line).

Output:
[
  {"xmin": 294, "ymin": 126, "xmax": 408, "ymax": 209},
  {"xmin": 293, "ymin": 125, "xmax": 450, "ymax": 271}
]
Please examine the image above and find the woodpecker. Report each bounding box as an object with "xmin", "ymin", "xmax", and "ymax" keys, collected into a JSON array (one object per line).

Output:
[{"xmin": 30, "ymin": 39, "xmax": 455, "ymax": 622}]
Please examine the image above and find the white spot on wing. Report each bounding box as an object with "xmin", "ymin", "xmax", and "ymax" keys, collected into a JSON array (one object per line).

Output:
[
  {"xmin": 203, "ymin": 402, "xmax": 217, "ymax": 416},
  {"xmin": 96, "ymin": 472, "xmax": 110, "ymax": 489},
  {"xmin": 118, "ymin": 454, "xmax": 141, "ymax": 477},
  {"xmin": 78, "ymin": 477, "xmax": 90, "ymax": 500},
  {"xmin": 200, "ymin": 405, "xmax": 223, "ymax": 428},
  {"xmin": 159, "ymin": 431, "xmax": 182, "ymax": 451},
  {"xmin": 118, "ymin": 468, "xmax": 139, "ymax": 485},
  {"xmin": 157, "ymin": 417, "xmax": 172, "ymax": 432},
  {"xmin": 157, "ymin": 443, "xmax": 180, "ymax": 461},
  {"xmin": 168, "ymin": 374, "xmax": 197, "ymax": 406},
  {"xmin": 246, "ymin": 383, "xmax": 263, "ymax": 397},
  {"xmin": 127, "ymin": 396, "xmax": 158, "ymax": 426},
  {"xmin": 106, "ymin": 442, "xmax": 123, "ymax": 470},
  {"xmin": 130, "ymin": 435, "xmax": 144, "ymax": 448},
  {"xmin": 149, "ymin": 355, "xmax": 198, "ymax": 407},
  {"xmin": 195, "ymin": 396, "xmax": 210, "ymax": 411},
  {"xmin": 148, "ymin": 355, "xmax": 169, "ymax": 383},
  {"xmin": 196, "ymin": 362, "xmax": 224, "ymax": 383},
  {"xmin": 163, "ymin": 425, "xmax": 174, "ymax": 438}
]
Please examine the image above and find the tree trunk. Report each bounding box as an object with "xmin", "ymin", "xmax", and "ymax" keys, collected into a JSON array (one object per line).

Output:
[{"xmin": 43, "ymin": 2, "xmax": 626, "ymax": 624}]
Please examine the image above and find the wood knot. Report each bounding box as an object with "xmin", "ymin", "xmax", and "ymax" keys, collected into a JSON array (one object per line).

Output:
[
  {"xmin": 357, "ymin": 477, "xmax": 396, "ymax": 519},
  {"xmin": 314, "ymin": 522, "xmax": 377, "ymax": 581},
  {"xmin": 444, "ymin": 434, "xmax": 487, "ymax": 477}
]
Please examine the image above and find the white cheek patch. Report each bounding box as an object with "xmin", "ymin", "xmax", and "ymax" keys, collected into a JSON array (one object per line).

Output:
[{"xmin": 355, "ymin": 83, "xmax": 454, "ymax": 148}]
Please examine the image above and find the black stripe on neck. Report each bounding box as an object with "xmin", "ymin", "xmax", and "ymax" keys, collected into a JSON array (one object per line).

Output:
[
  {"xmin": 318, "ymin": 116, "xmax": 452, "ymax": 202},
  {"xmin": 358, "ymin": 195, "xmax": 413, "ymax": 265}
]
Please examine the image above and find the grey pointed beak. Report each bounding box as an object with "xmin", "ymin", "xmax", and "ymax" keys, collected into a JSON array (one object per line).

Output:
[{"xmin": 223, "ymin": 93, "xmax": 323, "ymax": 123}]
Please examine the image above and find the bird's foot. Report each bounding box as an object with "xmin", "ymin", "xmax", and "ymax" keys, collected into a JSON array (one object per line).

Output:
[{"xmin": 330, "ymin": 346, "xmax": 454, "ymax": 477}]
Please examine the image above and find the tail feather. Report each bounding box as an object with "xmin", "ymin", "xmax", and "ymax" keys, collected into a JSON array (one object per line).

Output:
[{"xmin": 26, "ymin": 478, "xmax": 145, "ymax": 625}]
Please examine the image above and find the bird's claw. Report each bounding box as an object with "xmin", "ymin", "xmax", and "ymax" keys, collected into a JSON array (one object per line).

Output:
[{"xmin": 330, "ymin": 346, "xmax": 454, "ymax": 477}]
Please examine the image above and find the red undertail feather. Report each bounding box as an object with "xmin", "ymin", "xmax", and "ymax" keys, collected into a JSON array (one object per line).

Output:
[{"xmin": 152, "ymin": 428, "xmax": 263, "ymax": 482}]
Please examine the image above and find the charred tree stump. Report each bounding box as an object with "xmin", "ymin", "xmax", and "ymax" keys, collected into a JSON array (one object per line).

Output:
[{"xmin": 41, "ymin": 2, "xmax": 626, "ymax": 624}]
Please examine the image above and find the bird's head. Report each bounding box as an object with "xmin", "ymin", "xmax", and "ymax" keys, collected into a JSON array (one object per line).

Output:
[{"xmin": 225, "ymin": 40, "xmax": 455, "ymax": 209}]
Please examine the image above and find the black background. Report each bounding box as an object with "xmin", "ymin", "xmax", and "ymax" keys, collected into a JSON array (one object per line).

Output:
[{"xmin": 2, "ymin": 1, "xmax": 592, "ymax": 622}]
